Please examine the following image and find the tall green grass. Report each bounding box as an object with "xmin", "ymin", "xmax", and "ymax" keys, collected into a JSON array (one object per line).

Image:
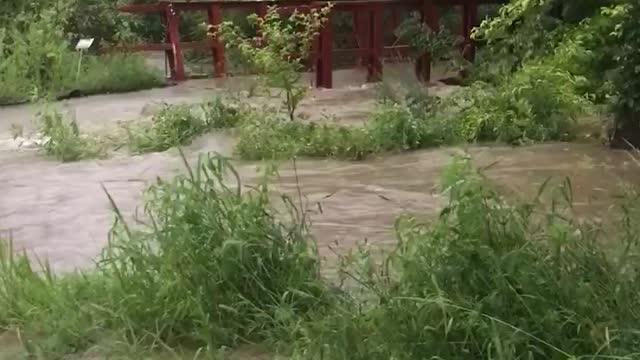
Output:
[
  {"xmin": 75, "ymin": 54, "xmax": 164, "ymax": 97},
  {"xmin": 0, "ymin": 153, "xmax": 328, "ymax": 357},
  {"xmin": 235, "ymin": 116, "xmax": 374, "ymax": 160},
  {"xmin": 290, "ymin": 156, "xmax": 640, "ymax": 359},
  {"xmin": 2, "ymin": 154, "xmax": 640, "ymax": 358},
  {"xmin": 28, "ymin": 98, "xmax": 248, "ymax": 163},
  {"xmin": 37, "ymin": 108, "xmax": 108, "ymax": 162},
  {"xmin": 126, "ymin": 98, "xmax": 248, "ymax": 154},
  {"xmin": 0, "ymin": 13, "xmax": 163, "ymax": 105}
]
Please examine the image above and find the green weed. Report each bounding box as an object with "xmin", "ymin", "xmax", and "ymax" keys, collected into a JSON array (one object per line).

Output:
[
  {"xmin": 0, "ymin": 11, "xmax": 163, "ymax": 106},
  {"xmin": 0, "ymin": 153, "xmax": 329, "ymax": 358},
  {"xmin": 367, "ymin": 96, "xmax": 460, "ymax": 151},
  {"xmin": 216, "ymin": 5, "xmax": 331, "ymax": 121},
  {"xmin": 201, "ymin": 96, "xmax": 248, "ymax": 129},
  {"xmin": 9, "ymin": 123, "xmax": 23, "ymax": 140},
  {"xmin": 291, "ymin": 156, "xmax": 640, "ymax": 359},
  {"xmin": 75, "ymin": 54, "xmax": 164, "ymax": 96},
  {"xmin": 457, "ymin": 64, "xmax": 590, "ymax": 144},
  {"xmin": 235, "ymin": 116, "xmax": 374, "ymax": 160},
  {"xmin": 233, "ymin": 58, "xmax": 590, "ymax": 161},
  {"xmin": 126, "ymin": 104, "xmax": 207, "ymax": 153},
  {"xmin": 37, "ymin": 108, "xmax": 107, "ymax": 162},
  {"xmin": 126, "ymin": 98, "xmax": 250, "ymax": 154}
]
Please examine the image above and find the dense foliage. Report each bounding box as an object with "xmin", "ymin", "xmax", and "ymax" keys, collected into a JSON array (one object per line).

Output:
[
  {"xmin": 609, "ymin": 2, "xmax": 640, "ymax": 147},
  {"xmin": 0, "ymin": 0, "xmax": 162, "ymax": 105}
]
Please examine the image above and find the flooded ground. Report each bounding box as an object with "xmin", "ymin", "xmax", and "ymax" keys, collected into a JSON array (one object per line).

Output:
[{"xmin": 1, "ymin": 67, "xmax": 640, "ymax": 273}]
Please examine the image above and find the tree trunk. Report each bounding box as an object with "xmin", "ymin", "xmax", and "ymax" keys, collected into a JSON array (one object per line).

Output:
[{"xmin": 610, "ymin": 111, "xmax": 640, "ymax": 149}]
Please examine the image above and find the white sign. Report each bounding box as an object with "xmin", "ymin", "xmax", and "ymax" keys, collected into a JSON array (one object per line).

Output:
[{"xmin": 75, "ymin": 38, "xmax": 95, "ymax": 51}]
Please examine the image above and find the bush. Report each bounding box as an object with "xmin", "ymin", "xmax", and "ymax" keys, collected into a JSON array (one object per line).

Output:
[
  {"xmin": 0, "ymin": 153, "xmax": 328, "ymax": 357},
  {"xmin": 126, "ymin": 99, "xmax": 250, "ymax": 154},
  {"xmin": 216, "ymin": 5, "xmax": 331, "ymax": 121},
  {"xmin": 609, "ymin": 2, "xmax": 640, "ymax": 148},
  {"xmin": 201, "ymin": 96, "xmax": 249, "ymax": 129},
  {"xmin": 235, "ymin": 116, "xmax": 373, "ymax": 160},
  {"xmin": 457, "ymin": 64, "xmax": 590, "ymax": 144},
  {"xmin": 233, "ymin": 61, "xmax": 589, "ymax": 161},
  {"xmin": 38, "ymin": 108, "xmax": 107, "ymax": 162},
  {"xmin": 0, "ymin": 14, "xmax": 77, "ymax": 104},
  {"xmin": 233, "ymin": 58, "xmax": 590, "ymax": 161},
  {"xmin": 0, "ymin": 8, "xmax": 163, "ymax": 105},
  {"xmin": 292, "ymin": 156, "xmax": 640, "ymax": 359},
  {"xmin": 470, "ymin": 0, "xmax": 565, "ymax": 82},
  {"xmin": 126, "ymin": 104, "xmax": 207, "ymax": 153},
  {"xmin": 368, "ymin": 94, "xmax": 460, "ymax": 151},
  {"xmin": 75, "ymin": 54, "xmax": 164, "ymax": 96}
]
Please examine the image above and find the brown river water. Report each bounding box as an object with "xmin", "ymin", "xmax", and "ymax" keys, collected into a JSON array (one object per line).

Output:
[{"xmin": 1, "ymin": 68, "xmax": 640, "ymax": 272}]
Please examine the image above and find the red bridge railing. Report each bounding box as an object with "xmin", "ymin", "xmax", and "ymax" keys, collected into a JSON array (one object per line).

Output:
[{"xmin": 117, "ymin": 0, "xmax": 503, "ymax": 88}]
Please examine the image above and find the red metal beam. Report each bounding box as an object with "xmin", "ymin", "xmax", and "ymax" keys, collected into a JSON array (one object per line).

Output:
[
  {"xmin": 461, "ymin": 0, "xmax": 478, "ymax": 61},
  {"xmin": 367, "ymin": 2, "xmax": 383, "ymax": 82},
  {"xmin": 207, "ymin": 3, "xmax": 225, "ymax": 77},
  {"xmin": 316, "ymin": 11, "xmax": 333, "ymax": 88},
  {"xmin": 165, "ymin": 3, "xmax": 186, "ymax": 81},
  {"xmin": 119, "ymin": 3, "xmax": 165, "ymax": 13},
  {"xmin": 415, "ymin": 0, "xmax": 439, "ymax": 82},
  {"xmin": 112, "ymin": 43, "xmax": 173, "ymax": 51}
]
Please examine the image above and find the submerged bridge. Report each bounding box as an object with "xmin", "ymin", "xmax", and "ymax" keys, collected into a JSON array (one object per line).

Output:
[{"xmin": 118, "ymin": 0, "xmax": 504, "ymax": 87}]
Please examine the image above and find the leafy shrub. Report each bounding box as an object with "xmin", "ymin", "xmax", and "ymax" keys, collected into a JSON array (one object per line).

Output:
[
  {"xmin": 126, "ymin": 99, "xmax": 251, "ymax": 154},
  {"xmin": 539, "ymin": 5, "xmax": 623, "ymax": 102},
  {"xmin": 0, "ymin": 13, "xmax": 77, "ymax": 104},
  {"xmin": 38, "ymin": 108, "xmax": 106, "ymax": 162},
  {"xmin": 367, "ymin": 101, "xmax": 459, "ymax": 151},
  {"xmin": 201, "ymin": 96, "xmax": 249, "ymax": 128},
  {"xmin": 64, "ymin": 0, "xmax": 140, "ymax": 46},
  {"xmin": 126, "ymin": 104, "xmax": 206, "ymax": 153},
  {"xmin": 471, "ymin": 0, "xmax": 565, "ymax": 82},
  {"xmin": 608, "ymin": 2, "xmax": 640, "ymax": 147},
  {"xmin": 75, "ymin": 54, "xmax": 164, "ymax": 96},
  {"xmin": 234, "ymin": 61, "xmax": 589, "ymax": 161},
  {"xmin": 394, "ymin": 12, "xmax": 465, "ymax": 70},
  {"xmin": 216, "ymin": 5, "xmax": 331, "ymax": 121},
  {"xmin": 236, "ymin": 116, "xmax": 373, "ymax": 160},
  {"xmin": 0, "ymin": 7, "xmax": 163, "ymax": 105},
  {"xmin": 457, "ymin": 64, "xmax": 589, "ymax": 144},
  {"xmin": 292, "ymin": 156, "xmax": 640, "ymax": 359}
]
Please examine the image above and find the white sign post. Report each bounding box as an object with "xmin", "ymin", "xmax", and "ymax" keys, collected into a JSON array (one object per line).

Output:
[{"xmin": 75, "ymin": 38, "xmax": 95, "ymax": 80}]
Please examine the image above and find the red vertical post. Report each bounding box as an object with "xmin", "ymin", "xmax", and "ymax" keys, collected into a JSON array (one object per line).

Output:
[
  {"xmin": 255, "ymin": 1, "xmax": 269, "ymax": 48},
  {"xmin": 461, "ymin": 0, "xmax": 477, "ymax": 61},
  {"xmin": 367, "ymin": 3, "xmax": 383, "ymax": 82},
  {"xmin": 391, "ymin": 7, "xmax": 399, "ymax": 35},
  {"xmin": 161, "ymin": 4, "xmax": 174, "ymax": 79},
  {"xmin": 353, "ymin": 10, "xmax": 370, "ymax": 67},
  {"xmin": 208, "ymin": 3, "xmax": 225, "ymax": 78},
  {"xmin": 165, "ymin": 3, "xmax": 185, "ymax": 81},
  {"xmin": 353, "ymin": 10, "xmax": 361, "ymax": 66},
  {"xmin": 256, "ymin": 2, "xmax": 268, "ymax": 18},
  {"xmin": 416, "ymin": 0, "xmax": 438, "ymax": 83},
  {"xmin": 316, "ymin": 10, "xmax": 333, "ymax": 88}
]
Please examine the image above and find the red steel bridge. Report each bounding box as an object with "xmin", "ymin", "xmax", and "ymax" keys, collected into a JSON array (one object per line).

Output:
[{"xmin": 118, "ymin": 0, "xmax": 504, "ymax": 88}]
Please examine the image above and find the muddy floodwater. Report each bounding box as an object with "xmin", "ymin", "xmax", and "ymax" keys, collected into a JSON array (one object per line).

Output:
[{"xmin": 1, "ymin": 69, "xmax": 640, "ymax": 271}]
